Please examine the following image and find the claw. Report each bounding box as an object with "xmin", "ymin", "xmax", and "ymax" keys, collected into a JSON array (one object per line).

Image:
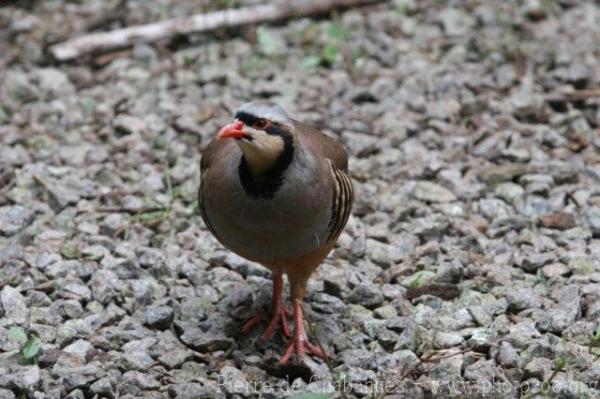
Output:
[
  {"xmin": 279, "ymin": 299, "xmax": 326, "ymax": 365},
  {"xmin": 241, "ymin": 272, "xmax": 291, "ymax": 340}
]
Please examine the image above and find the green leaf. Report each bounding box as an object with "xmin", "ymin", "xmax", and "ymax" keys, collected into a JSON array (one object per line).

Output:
[
  {"xmin": 326, "ymin": 24, "xmax": 348, "ymax": 40},
  {"xmin": 301, "ymin": 55, "xmax": 322, "ymax": 69},
  {"xmin": 554, "ymin": 356, "xmax": 566, "ymax": 370},
  {"xmin": 289, "ymin": 394, "xmax": 333, "ymax": 399},
  {"xmin": 257, "ymin": 26, "xmax": 277, "ymax": 56},
  {"xmin": 321, "ymin": 43, "xmax": 338, "ymax": 66},
  {"xmin": 21, "ymin": 336, "xmax": 42, "ymax": 361},
  {"xmin": 8, "ymin": 326, "xmax": 27, "ymax": 344}
]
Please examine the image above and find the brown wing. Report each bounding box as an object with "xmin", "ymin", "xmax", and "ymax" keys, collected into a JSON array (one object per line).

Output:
[
  {"xmin": 200, "ymin": 137, "xmax": 227, "ymax": 175},
  {"xmin": 326, "ymin": 163, "xmax": 354, "ymax": 241},
  {"xmin": 293, "ymin": 120, "xmax": 353, "ymax": 241},
  {"xmin": 293, "ymin": 120, "xmax": 348, "ymax": 171},
  {"xmin": 198, "ymin": 138, "xmax": 233, "ymax": 242}
]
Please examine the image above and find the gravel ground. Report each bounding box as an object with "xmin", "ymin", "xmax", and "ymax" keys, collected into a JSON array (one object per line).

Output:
[{"xmin": 1, "ymin": 0, "xmax": 600, "ymax": 398}]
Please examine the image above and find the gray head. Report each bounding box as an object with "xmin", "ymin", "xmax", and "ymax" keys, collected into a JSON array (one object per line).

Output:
[
  {"xmin": 235, "ymin": 101, "xmax": 292, "ymax": 127},
  {"xmin": 216, "ymin": 101, "xmax": 294, "ymax": 173}
]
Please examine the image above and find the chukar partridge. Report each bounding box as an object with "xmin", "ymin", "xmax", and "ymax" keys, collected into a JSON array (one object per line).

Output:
[{"xmin": 198, "ymin": 101, "xmax": 353, "ymax": 363}]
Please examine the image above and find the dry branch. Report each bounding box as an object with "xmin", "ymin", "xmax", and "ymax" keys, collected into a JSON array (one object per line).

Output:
[
  {"xmin": 49, "ymin": 0, "xmax": 383, "ymax": 61},
  {"xmin": 545, "ymin": 88, "xmax": 600, "ymax": 103}
]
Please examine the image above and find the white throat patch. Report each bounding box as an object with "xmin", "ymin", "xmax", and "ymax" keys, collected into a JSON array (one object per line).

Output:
[{"xmin": 237, "ymin": 127, "xmax": 286, "ymax": 173}]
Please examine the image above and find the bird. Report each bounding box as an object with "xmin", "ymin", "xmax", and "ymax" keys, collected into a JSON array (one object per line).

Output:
[{"xmin": 198, "ymin": 101, "xmax": 353, "ymax": 364}]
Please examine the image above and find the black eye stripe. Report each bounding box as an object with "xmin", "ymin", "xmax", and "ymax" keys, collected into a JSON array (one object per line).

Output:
[
  {"xmin": 235, "ymin": 111, "xmax": 289, "ymax": 137},
  {"xmin": 235, "ymin": 111, "xmax": 260, "ymax": 127}
]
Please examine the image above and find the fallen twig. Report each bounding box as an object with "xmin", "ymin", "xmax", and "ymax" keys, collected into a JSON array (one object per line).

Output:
[
  {"xmin": 545, "ymin": 88, "xmax": 600, "ymax": 103},
  {"xmin": 49, "ymin": 0, "xmax": 384, "ymax": 61},
  {"xmin": 94, "ymin": 206, "xmax": 169, "ymax": 214}
]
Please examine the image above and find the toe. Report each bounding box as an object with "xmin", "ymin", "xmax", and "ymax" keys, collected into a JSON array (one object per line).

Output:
[
  {"xmin": 305, "ymin": 341, "xmax": 326, "ymax": 358},
  {"xmin": 241, "ymin": 314, "xmax": 264, "ymax": 334}
]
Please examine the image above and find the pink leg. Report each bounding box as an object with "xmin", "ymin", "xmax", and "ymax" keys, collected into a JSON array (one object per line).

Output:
[
  {"xmin": 279, "ymin": 299, "xmax": 326, "ymax": 364},
  {"xmin": 242, "ymin": 271, "xmax": 291, "ymax": 340}
]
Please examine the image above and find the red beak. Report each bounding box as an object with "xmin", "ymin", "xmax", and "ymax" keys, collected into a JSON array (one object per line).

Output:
[{"xmin": 217, "ymin": 120, "xmax": 245, "ymax": 140}]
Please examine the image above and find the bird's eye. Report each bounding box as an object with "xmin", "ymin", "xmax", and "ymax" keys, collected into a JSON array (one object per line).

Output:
[{"xmin": 255, "ymin": 119, "xmax": 268, "ymax": 130}]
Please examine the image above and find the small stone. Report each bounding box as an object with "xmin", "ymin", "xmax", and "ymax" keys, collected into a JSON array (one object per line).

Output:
[
  {"xmin": 504, "ymin": 288, "xmax": 542, "ymax": 311},
  {"xmin": 218, "ymin": 366, "xmax": 248, "ymax": 395},
  {"xmin": 63, "ymin": 339, "xmax": 92, "ymax": 358},
  {"xmin": 4, "ymin": 71, "xmax": 38, "ymax": 102},
  {"xmin": 467, "ymin": 328, "xmax": 494, "ymax": 353},
  {"xmin": 468, "ymin": 306, "xmax": 492, "ymax": 327},
  {"xmin": 566, "ymin": 63, "xmax": 591, "ymax": 87},
  {"xmin": 121, "ymin": 349, "xmax": 154, "ymax": 371},
  {"xmin": 517, "ymin": 252, "xmax": 554, "ymax": 273},
  {"xmin": 35, "ymin": 68, "xmax": 74, "ymax": 96},
  {"xmin": 374, "ymin": 305, "xmax": 397, "ymax": 319},
  {"xmin": 495, "ymin": 182, "xmax": 524, "ymax": 205},
  {"xmin": 179, "ymin": 328, "xmax": 233, "ymax": 352},
  {"xmin": 366, "ymin": 239, "xmax": 404, "ymax": 268},
  {"xmin": 438, "ymin": 7, "xmax": 474, "ymax": 36},
  {"xmin": 538, "ymin": 161, "xmax": 578, "ymax": 184},
  {"xmin": 552, "ymin": 377, "xmax": 591, "ymax": 399},
  {"xmin": 62, "ymin": 283, "xmax": 91, "ymax": 301},
  {"xmin": 0, "ymin": 206, "xmax": 35, "ymax": 236},
  {"xmin": 90, "ymin": 378, "xmax": 114, "ymax": 396},
  {"xmin": 123, "ymin": 370, "xmax": 160, "ymax": 390},
  {"xmin": 539, "ymin": 212, "xmax": 576, "ymax": 230},
  {"xmin": 138, "ymin": 248, "xmax": 165, "ymax": 269},
  {"xmin": 464, "ymin": 358, "xmax": 496, "ymax": 384},
  {"xmin": 60, "ymin": 242, "xmax": 80, "ymax": 259},
  {"xmin": 14, "ymin": 365, "xmax": 40, "ymax": 390},
  {"xmin": 411, "ymin": 181, "xmax": 457, "ymax": 203},
  {"xmin": 1, "ymin": 285, "xmax": 28, "ymax": 324},
  {"xmin": 400, "ymin": 271, "xmax": 435, "ymax": 289},
  {"xmin": 524, "ymin": 357, "xmax": 552, "ymax": 380},
  {"xmin": 520, "ymin": 174, "xmax": 553, "ymax": 194},
  {"xmin": 497, "ymin": 341, "xmax": 518, "ymax": 367},
  {"xmin": 0, "ymin": 145, "xmax": 30, "ymax": 166},
  {"xmin": 100, "ymin": 213, "xmax": 127, "ymax": 237},
  {"xmin": 434, "ymin": 332, "xmax": 464, "ymax": 349},
  {"xmin": 52, "ymin": 354, "xmax": 102, "ymax": 390},
  {"xmin": 347, "ymin": 284, "xmax": 384, "ymax": 309},
  {"xmin": 541, "ymin": 263, "xmax": 569, "ymax": 279},
  {"xmin": 412, "ymin": 294, "xmax": 443, "ymax": 309},
  {"xmin": 64, "ymin": 389, "xmax": 85, "ymax": 399},
  {"xmin": 145, "ymin": 305, "xmax": 174, "ymax": 330},
  {"xmin": 506, "ymin": 321, "xmax": 541, "ymax": 349},
  {"xmin": 524, "ymin": 0, "xmax": 547, "ymax": 19},
  {"xmin": 113, "ymin": 114, "xmax": 147, "ymax": 135},
  {"xmin": 338, "ymin": 349, "xmax": 372, "ymax": 370},
  {"xmin": 568, "ymin": 257, "xmax": 595, "ymax": 276},
  {"xmin": 561, "ymin": 226, "xmax": 592, "ymax": 242},
  {"xmin": 158, "ymin": 349, "xmax": 192, "ymax": 369},
  {"xmin": 44, "ymin": 182, "xmax": 80, "ymax": 212},
  {"xmin": 537, "ymin": 285, "xmax": 581, "ymax": 334},
  {"xmin": 0, "ymin": 389, "xmax": 16, "ymax": 399},
  {"xmin": 479, "ymin": 163, "xmax": 529, "ymax": 184},
  {"xmin": 168, "ymin": 383, "xmax": 214, "ymax": 398},
  {"xmin": 586, "ymin": 207, "xmax": 600, "ymax": 236},
  {"xmin": 89, "ymin": 269, "xmax": 121, "ymax": 304}
]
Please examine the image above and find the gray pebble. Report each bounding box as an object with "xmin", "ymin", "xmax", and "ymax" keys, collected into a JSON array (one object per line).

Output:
[
  {"xmin": 144, "ymin": 305, "xmax": 174, "ymax": 330},
  {"xmin": 0, "ymin": 206, "xmax": 35, "ymax": 236}
]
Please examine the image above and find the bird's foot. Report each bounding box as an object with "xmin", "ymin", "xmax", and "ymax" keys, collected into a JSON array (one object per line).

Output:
[
  {"xmin": 241, "ymin": 271, "xmax": 291, "ymax": 340},
  {"xmin": 279, "ymin": 299, "xmax": 326, "ymax": 365},
  {"xmin": 241, "ymin": 304, "xmax": 291, "ymax": 341}
]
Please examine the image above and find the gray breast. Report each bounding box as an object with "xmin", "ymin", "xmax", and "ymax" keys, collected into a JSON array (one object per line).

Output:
[{"xmin": 201, "ymin": 149, "xmax": 332, "ymax": 262}]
